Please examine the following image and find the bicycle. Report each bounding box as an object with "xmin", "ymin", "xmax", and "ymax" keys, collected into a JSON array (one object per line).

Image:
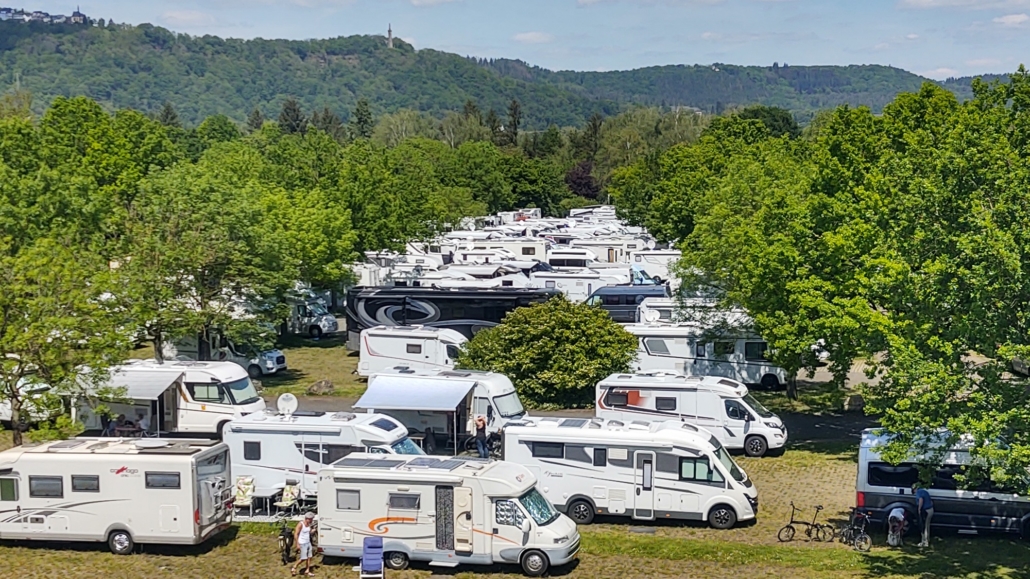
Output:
[
  {"xmin": 277, "ymin": 519, "xmax": 294, "ymax": 566},
  {"xmin": 838, "ymin": 508, "xmax": 873, "ymax": 552},
  {"xmin": 777, "ymin": 502, "xmax": 835, "ymax": 542}
]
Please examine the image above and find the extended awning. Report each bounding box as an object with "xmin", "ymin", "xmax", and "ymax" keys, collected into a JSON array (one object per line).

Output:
[
  {"xmin": 355, "ymin": 375, "xmax": 475, "ymax": 412},
  {"xmin": 94, "ymin": 368, "xmax": 185, "ymax": 400}
]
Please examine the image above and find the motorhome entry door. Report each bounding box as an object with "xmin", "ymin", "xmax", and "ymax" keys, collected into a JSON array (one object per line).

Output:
[
  {"xmin": 634, "ymin": 451, "xmax": 656, "ymax": 520},
  {"xmin": 435, "ymin": 486, "xmax": 454, "ymax": 551},
  {"xmin": 454, "ymin": 486, "xmax": 474, "ymax": 553}
]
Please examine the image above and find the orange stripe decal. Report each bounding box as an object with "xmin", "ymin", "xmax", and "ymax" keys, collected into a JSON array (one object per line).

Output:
[{"xmin": 367, "ymin": 517, "xmax": 417, "ymax": 534}]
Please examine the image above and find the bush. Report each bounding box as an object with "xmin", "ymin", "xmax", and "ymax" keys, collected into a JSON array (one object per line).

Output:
[
  {"xmin": 26, "ymin": 415, "xmax": 85, "ymax": 443},
  {"xmin": 457, "ymin": 296, "xmax": 638, "ymax": 408}
]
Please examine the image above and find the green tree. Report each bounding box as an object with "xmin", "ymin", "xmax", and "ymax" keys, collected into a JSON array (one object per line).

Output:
[
  {"xmin": 311, "ymin": 106, "xmax": 348, "ymax": 144},
  {"xmin": 458, "ymin": 296, "xmax": 638, "ymax": 408},
  {"xmin": 736, "ymin": 105, "xmax": 800, "ymax": 138},
  {"xmin": 156, "ymin": 102, "xmax": 181, "ymax": 129},
  {"xmin": 196, "ymin": 114, "xmax": 242, "ymax": 148},
  {"xmin": 349, "ymin": 98, "xmax": 375, "ymax": 140},
  {"xmin": 0, "ymin": 238, "xmax": 130, "ymax": 445},
  {"xmin": 0, "ymin": 89, "xmax": 32, "ymax": 120},
  {"xmin": 505, "ymin": 99, "xmax": 522, "ymax": 146},
  {"xmin": 278, "ymin": 98, "xmax": 307, "ymax": 135},
  {"xmin": 485, "ymin": 109, "xmax": 503, "ymax": 144},
  {"xmin": 446, "ymin": 141, "xmax": 515, "ymax": 213},
  {"xmin": 246, "ymin": 107, "xmax": 265, "ymax": 132},
  {"xmin": 373, "ymin": 109, "xmax": 439, "ymax": 147}
]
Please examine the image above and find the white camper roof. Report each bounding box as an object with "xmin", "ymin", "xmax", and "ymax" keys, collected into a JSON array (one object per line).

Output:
[
  {"xmin": 121, "ymin": 359, "xmax": 250, "ymax": 383},
  {"xmin": 227, "ymin": 410, "xmax": 408, "ymax": 440},
  {"xmin": 504, "ymin": 416, "xmax": 719, "ymax": 450},
  {"xmin": 0, "ymin": 438, "xmax": 224, "ymax": 467},
  {"xmin": 597, "ymin": 372, "xmax": 749, "ymax": 398},
  {"xmin": 356, "ymin": 374, "xmax": 474, "ymax": 412},
  {"xmin": 373, "ymin": 368, "xmax": 517, "ymax": 396},
  {"xmin": 323, "ymin": 452, "xmax": 536, "ymax": 496},
  {"xmin": 362, "ymin": 325, "xmax": 467, "ymax": 344}
]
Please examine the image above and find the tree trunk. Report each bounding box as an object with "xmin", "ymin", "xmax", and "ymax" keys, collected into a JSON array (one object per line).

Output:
[
  {"xmin": 786, "ymin": 370, "xmax": 799, "ymax": 401},
  {"xmin": 153, "ymin": 332, "xmax": 165, "ymax": 364},
  {"xmin": 10, "ymin": 396, "xmax": 22, "ymax": 446}
]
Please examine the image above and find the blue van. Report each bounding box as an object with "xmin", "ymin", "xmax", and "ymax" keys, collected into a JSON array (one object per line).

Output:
[{"xmin": 585, "ymin": 285, "xmax": 670, "ymax": 323}]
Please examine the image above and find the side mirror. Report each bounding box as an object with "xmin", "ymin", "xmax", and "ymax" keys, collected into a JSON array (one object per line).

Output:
[{"xmin": 519, "ymin": 518, "xmax": 532, "ymax": 534}]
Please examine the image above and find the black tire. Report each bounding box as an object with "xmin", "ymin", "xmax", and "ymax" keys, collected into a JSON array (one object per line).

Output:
[
  {"xmin": 384, "ymin": 551, "xmax": 409, "ymax": 571},
  {"xmin": 309, "ymin": 326, "xmax": 322, "ymax": 339},
  {"xmin": 567, "ymin": 499, "xmax": 595, "ymax": 525},
  {"xmin": 854, "ymin": 532, "xmax": 872, "ymax": 552},
  {"xmin": 108, "ymin": 529, "xmax": 134, "ymax": 555},
  {"xmin": 463, "ymin": 436, "xmax": 477, "ymax": 453},
  {"xmin": 247, "ymin": 364, "xmax": 262, "ymax": 379},
  {"xmin": 744, "ymin": 435, "xmax": 768, "ymax": 458},
  {"xmin": 777, "ymin": 525, "xmax": 796, "ymax": 542},
  {"xmin": 816, "ymin": 525, "xmax": 834, "ymax": 542},
  {"xmin": 760, "ymin": 374, "xmax": 780, "ymax": 390},
  {"xmin": 708, "ymin": 505, "xmax": 737, "ymax": 530},
  {"xmin": 520, "ymin": 549, "xmax": 550, "ymax": 577}
]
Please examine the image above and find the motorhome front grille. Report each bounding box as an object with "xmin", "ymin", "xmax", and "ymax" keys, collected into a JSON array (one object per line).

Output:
[{"xmin": 276, "ymin": 356, "xmax": 286, "ymax": 365}]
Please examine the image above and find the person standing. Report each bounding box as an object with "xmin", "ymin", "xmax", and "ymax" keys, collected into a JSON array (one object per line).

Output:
[
  {"xmin": 291, "ymin": 512, "xmax": 316, "ymax": 577},
  {"xmin": 474, "ymin": 415, "xmax": 489, "ymax": 459},
  {"xmin": 912, "ymin": 483, "xmax": 934, "ymax": 547}
]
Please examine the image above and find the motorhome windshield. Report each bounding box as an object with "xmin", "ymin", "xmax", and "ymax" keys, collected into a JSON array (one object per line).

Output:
[
  {"xmin": 493, "ymin": 392, "xmax": 525, "ymax": 418},
  {"xmin": 197, "ymin": 450, "xmax": 229, "ymax": 477},
  {"xmin": 390, "ymin": 438, "xmax": 426, "ymax": 455},
  {"xmin": 308, "ymin": 302, "xmax": 329, "ymax": 316},
  {"xmin": 519, "ymin": 488, "xmax": 559, "ymax": 525},
  {"xmin": 225, "ymin": 377, "xmax": 261, "ymax": 405},
  {"xmin": 710, "ymin": 437, "xmax": 746, "ymax": 483},
  {"xmin": 742, "ymin": 394, "xmax": 774, "ymax": 419}
]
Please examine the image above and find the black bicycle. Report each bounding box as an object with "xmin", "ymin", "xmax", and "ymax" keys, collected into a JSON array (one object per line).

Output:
[
  {"xmin": 838, "ymin": 508, "xmax": 873, "ymax": 552},
  {"xmin": 278, "ymin": 519, "xmax": 294, "ymax": 565},
  {"xmin": 778, "ymin": 502, "xmax": 835, "ymax": 542}
]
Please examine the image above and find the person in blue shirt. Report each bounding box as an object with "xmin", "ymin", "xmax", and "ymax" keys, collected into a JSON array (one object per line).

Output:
[{"xmin": 912, "ymin": 483, "xmax": 934, "ymax": 547}]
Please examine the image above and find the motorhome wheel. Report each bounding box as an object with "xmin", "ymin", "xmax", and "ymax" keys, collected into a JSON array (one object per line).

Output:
[
  {"xmin": 520, "ymin": 550, "xmax": 549, "ymax": 577},
  {"xmin": 247, "ymin": 364, "xmax": 262, "ymax": 379},
  {"xmin": 384, "ymin": 551, "xmax": 409, "ymax": 570},
  {"xmin": 760, "ymin": 374, "xmax": 781, "ymax": 391},
  {"xmin": 744, "ymin": 435, "xmax": 768, "ymax": 458},
  {"xmin": 568, "ymin": 499, "xmax": 595, "ymax": 525},
  {"xmin": 309, "ymin": 326, "xmax": 322, "ymax": 339},
  {"xmin": 708, "ymin": 505, "xmax": 737, "ymax": 530},
  {"xmin": 108, "ymin": 530, "xmax": 134, "ymax": 555}
]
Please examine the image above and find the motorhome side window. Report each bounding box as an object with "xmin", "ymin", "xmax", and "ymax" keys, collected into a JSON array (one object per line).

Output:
[
  {"xmin": 695, "ymin": 342, "xmax": 708, "ymax": 358},
  {"xmin": 326, "ymin": 445, "xmax": 361, "ymax": 463},
  {"xmin": 336, "ymin": 489, "xmax": 360, "ymax": 510},
  {"xmin": 655, "ymin": 397, "xmax": 677, "ymax": 411},
  {"xmin": 593, "ymin": 448, "xmax": 607, "ymax": 467},
  {"xmin": 744, "ymin": 342, "xmax": 769, "ymax": 361},
  {"xmin": 446, "ymin": 345, "xmax": 461, "ymax": 360},
  {"xmin": 29, "ymin": 476, "xmax": 63, "ymax": 498},
  {"xmin": 866, "ymin": 463, "xmax": 920, "ymax": 488},
  {"xmin": 679, "ymin": 457, "xmax": 725, "ymax": 485},
  {"xmin": 71, "ymin": 475, "xmax": 100, "ymax": 492},
  {"xmin": 388, "ymin": 493, "xmax": 421, "ymax": 510},
  {"xmin": 725, "ymin": 400, "xmax": 751, "ymax": 421},
  {"xmin": 644, "ymin": 338, "xmax": 671, "ymax": 356},
  {"xmin": 605, "ymin": 390, "xmax": 629, "ymax": 407},
  {"xmin": 545, "ymin": 281, "xmax": 556, "ymax": 289},
  {"xmin": 145, "ymin": 472, "xmax": 181, "ymax": 489},
  {"xmin": 522, "ymin": 247, "xmax": 536, "ymax": 256},
  {"xmin": 0, "ymin": 478, "xmax": 17, "ymax": 501},
  {"xmin": 187, "ymin": 382, "xmax": 227, "ymax": 404},
  {"xmin": 495, "ymin": 499, "xmax": 525, "ymax": 527},
  {"xmin": 714, "ymin": 341, "xmax": 735, "ymax": 357},
  {"xmin": 531, "ymin": 442, "xmax": 564, "ymax": 459},
  {"xmin": 603, "ymin": 295, "xmax": 621, "ymax": 306},
  {"xmin": 406, "ymin": 343, "xmax": 422, "ymax": 354},
  {"xmin": 244, "ymin": 441, "xmax": 261, "ymax": 461}
]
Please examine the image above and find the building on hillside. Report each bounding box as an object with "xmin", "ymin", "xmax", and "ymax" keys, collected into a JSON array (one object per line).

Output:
[
  {"xmin": 70, "ymin": 6, "xmax": 85, "ymax": 23},
  {"xmin": 0, "ymin": 7, "xmax": 14, "ymax": 20},
  {"xmin": 387, "ymin": 23, "xmax": 393, "ymax": 48}
]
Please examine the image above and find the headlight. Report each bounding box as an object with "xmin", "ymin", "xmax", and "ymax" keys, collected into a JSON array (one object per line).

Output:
[
  {"xmin": 553, "ymin": 536, "xmax": 569, "ymax": 544},
  {"xmin": 764, "ymin": 422, "xmax": 780, "ymax": 429}
]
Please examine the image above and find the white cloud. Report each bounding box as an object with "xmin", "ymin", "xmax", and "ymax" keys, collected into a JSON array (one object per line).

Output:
[
  {"xmin": 161, "ymin": 10, "xmax": 217, "ymax": 27},
  {"xmin": 901, "ymin": 0, "xmax": 1028, "ymax": 8},
  {"xmin": 922, "ymin": 67, "xmax": 961, "ymax": 78},
  {"xmin": 993, "ymin": 12, "xmax": 1029, "ymax": 24},
  {"xmin": 906, "ymin": 33, "xmax": 920, "ymax": 38},
  {"xmin": 513, "ymin": 31, "xmax": 555, "ymax": 44}
]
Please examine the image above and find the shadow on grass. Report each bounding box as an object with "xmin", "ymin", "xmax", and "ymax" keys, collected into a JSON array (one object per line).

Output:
[
  {"xmin": 321, "ymin": 553, "xmax": 581, "ymax": 577},
  {"xmin": 276, "ymin": 334, "xmax": 350, "ymax": 350},
  {"xmin": 0, "ymin": 526, "xmax": 240, "ymax": 557},
  {"xmin": 859, "ymin": 532, "xmax": 1030, "ymax": 578}
]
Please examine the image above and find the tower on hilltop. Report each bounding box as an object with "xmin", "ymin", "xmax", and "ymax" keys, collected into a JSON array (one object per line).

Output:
[{"xmin": 387, "ymin": 24, "xmax": 393, "ymax": 48}]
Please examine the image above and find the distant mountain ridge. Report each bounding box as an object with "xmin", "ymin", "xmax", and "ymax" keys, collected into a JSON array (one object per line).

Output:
[{"xmin": 0, "ymin": 21, "xmax": 1004, "ymax": 127}]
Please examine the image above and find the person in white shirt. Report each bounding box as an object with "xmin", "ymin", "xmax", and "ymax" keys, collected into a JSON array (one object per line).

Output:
[
  {"xmin": 291, "ymin": 512, "xmax": 316, "ymax": 576},
  {"xmin": 887, "ymin": 507, "xmax": 906, "ymax": 547},
  {"xmin": 136, "ymin": 412, "xmax": 151, "ymax": 434}
]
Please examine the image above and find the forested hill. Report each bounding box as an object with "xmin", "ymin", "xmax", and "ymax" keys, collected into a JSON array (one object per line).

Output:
[{"xmin": 0, "ymin": 21, "xmax": 995, "ymax": 126}]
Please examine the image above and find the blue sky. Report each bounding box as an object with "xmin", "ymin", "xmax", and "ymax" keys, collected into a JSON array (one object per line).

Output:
[{"xmin": 18, "ymin": 0, "xmax": 1030, "ymax": 79}]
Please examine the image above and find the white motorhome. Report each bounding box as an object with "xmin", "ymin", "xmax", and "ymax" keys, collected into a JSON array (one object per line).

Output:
[
  {"xmin": 162, "ymin": 331, "xmax": 287, "ymax": 379},
  {"xmin": 317, "ymin": 453, "xmax": 579, "ymax": 576},
  {"xmin": 0, "ymin": 438, "xmax": 232, "ymax": 554},
  {"xmin": 629, "ymin": 249, "xmax": 681, "ymax": 284},
  {"xmin": 357, "ymin": 369, "xmax": 527, "ymax": 453},
  {"xmin": 857, "ymin": 429, "xmax": 1030, "ymax": 537},
  {"xmin": 625, "ymin": 323, "xmax": 788, "ymax": 390},
  {"xmin": 223, "ymin": 408, "xmax": 424, "ymax": 500},
  {"xmin": 569, "ymin": 237, "xmax": 652, "ymax": 264},
  {"xmin": 503, "ymin": 417, "xmax": 757, "ymax": 528},
  {"xmin": 594, "ymin": 372, "xmax": 787, "ymax": 457},
  {"xmin": 288, "ymin": 293, "xmax": 339, "ymax": 339},
  {"xmin": 74, "ymin": 360, "xmax": 266, "ymax": 436},
  {"xmin": 358, "ymin": 326, "xmax": 467, "ymax": 377},
  {"xmin": 528, "ymin": 270, "xmax": 627, "ymax": 303}
]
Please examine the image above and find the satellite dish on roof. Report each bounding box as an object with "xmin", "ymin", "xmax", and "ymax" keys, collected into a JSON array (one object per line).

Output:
[
  {"xmin": 135, "ymin": 439, "xmax": 170, "ymax": 449},
  {"xmin": 643, "ymin": 310, "xmax": 661, "ymax": 323},
  {"xmin": 277, "ymin": 393, "xmax": 299, "ymax": 417}
]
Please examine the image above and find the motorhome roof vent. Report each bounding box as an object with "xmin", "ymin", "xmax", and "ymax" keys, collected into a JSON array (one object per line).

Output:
[
  {"xmin": 680, "ymin": 423, "xmax": 699, "ymax": 432},
  {"xmin": 559, "ymin": 419, "xmax": 588, "ymax": 428},
  {"xmin": 587, "ymin": 421, "xmax": 602, "ymax": 429},
  {"xmin": 718, "ymin": 379, "xmax": 739, "ymax": 387},
  {"xmin": 49, "ymin": 440, "xmax": 88, "ymax": 451},
  {"xmin": 87, "ymin": 441, "xmax": 115, "ymax": 452},
  {"xmin": 440, "ymin": 371, "xmax": 473, "ymax": 377},
  {"xmin": 617, "ymin": 374, "xmax": 633, "ymax": 379},
  {"xmin": 608, "ymin": 420, "xmax": 625, "ymax": 428},
  {"xmin": 135, "ymin": 439, "xmax": 171, "ymax": 449},
  {"xmin": 331, "ymin": 412, "xmax": 357, "ymax": 422}
]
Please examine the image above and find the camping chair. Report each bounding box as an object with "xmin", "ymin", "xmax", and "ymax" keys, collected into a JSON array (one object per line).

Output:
[
  {"xmin": 233, "ymin": 476, "xmax": 255, "ymax": 518},
  {"xmin": 273, "ymin": 484, "xmax": 300, "ymax": 518},
  {"xmin": 359, "ymin": 536, "xmax": 384, "ymax": 579}
]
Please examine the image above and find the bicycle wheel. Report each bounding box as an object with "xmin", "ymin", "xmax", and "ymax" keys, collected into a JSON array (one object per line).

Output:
[
  {"xmin": 838, "ymin": 526, "xmax": 853, "ymax": 544},
  {"xmin": 816, "ymin": 525, "xmax": 834, "ymax": 542},
  {"xmin": 822, "ymin": 524, "xmax": 837, "ymax": 541},
  {"xmin": 854, "ymin": 532, "xmax": 872, "ymax": 552},
  {"xmin": 777, "ymin": 525, "xmax": 796, "ymax": 542}
]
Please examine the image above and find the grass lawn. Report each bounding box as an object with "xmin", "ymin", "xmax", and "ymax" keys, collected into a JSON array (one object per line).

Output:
[
  {"xmin": 1, "ymin": 433, "xmax": 1026, "ymax": 579},
  {"xmin": 128, "ymin": 334, "xmax": 365, "ymax": 399}
]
